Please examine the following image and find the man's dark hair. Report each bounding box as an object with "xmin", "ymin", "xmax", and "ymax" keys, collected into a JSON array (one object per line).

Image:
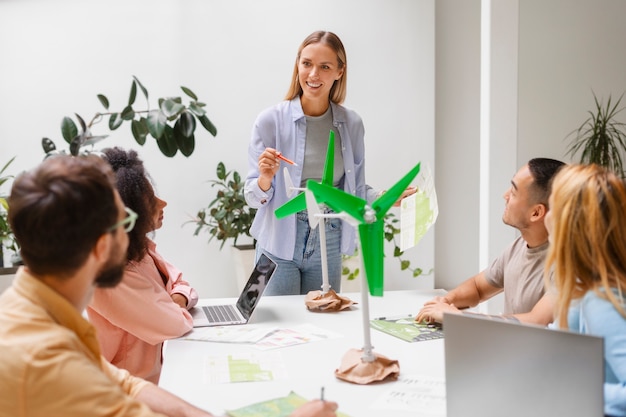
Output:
[
  {"xmin": 8, "ymin": 155, "xmax": 118, "ymax": 276},
  {"xmin": 102, "ymin": 147, "xmax": 157, "ymax": 263},
  {"xmin": 528, "ymin": 157, "xmax": 566, "ymax": 208}
]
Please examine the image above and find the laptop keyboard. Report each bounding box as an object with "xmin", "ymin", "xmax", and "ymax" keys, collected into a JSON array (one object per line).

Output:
[{"xmin": 202, "ymin": 305, "xmax": 240, "ymax": 323}]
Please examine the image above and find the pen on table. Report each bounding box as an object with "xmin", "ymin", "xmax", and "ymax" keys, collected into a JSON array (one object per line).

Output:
[
  {"xmin": 320, "ymin": 386, "xmax": 325, "ymax": 401},
  {"xmin": 276, "ymin": 153, "xmax": 297, "ymax": 166}
]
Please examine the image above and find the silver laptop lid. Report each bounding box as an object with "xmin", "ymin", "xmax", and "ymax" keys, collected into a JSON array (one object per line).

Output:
[
  {"xmin": 444, "ymin": 313, "xmax": 604, "ymax": 417},
  {"xmin": 235, "ymin": 253, "xmax": 277, "ymax": 321}
]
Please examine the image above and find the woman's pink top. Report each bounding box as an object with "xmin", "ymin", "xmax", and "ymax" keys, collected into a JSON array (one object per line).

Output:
[{"xmin": 87, "ymin": 239, "xmax": 198, "ymax": 384}]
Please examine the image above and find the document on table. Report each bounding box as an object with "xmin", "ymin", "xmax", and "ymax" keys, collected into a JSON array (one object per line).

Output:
[
  {"xmin": 371, "ymin": 374, "xmax": 446, "ymax": 415},
  {"xmin": 370, "ymin": 315, "xmax": 444, "ymax": 342},
  {"xmin": 253, "ymin": 323, "xmax": 343, "ymax": 350},
  {"xmin": 181, "ymin": 325, "xmax": 278, "ymax": 343},
  {"xmin": 227, "ymin": 391, "xmax": 352, "ymax": 417},
  {"xmin": 203, "ymin": 351, "xmax": 288, "ymax": 384},
  {"xmin": 400, "ymin": 165, "xmax": 438, "ymax": 251}
]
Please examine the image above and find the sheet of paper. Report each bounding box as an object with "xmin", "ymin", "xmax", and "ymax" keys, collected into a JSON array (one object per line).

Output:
[
  {"xmin": 371, "ymin": 374, "xmax": 446, "ymax": 415},
  {"xmin": 203, "ymin": 351, "xmax": 287, "ymax": 384},
  {"xmin": 181, "ymin": 325, "xmax": 278, "ymax": 343},
  {"xmin": 400, "ymin": 165, "xmax": 438, "ymax": 251},
  {"xmin": 370, "ymin": 315, "xmax": 444, "ymax": 342},
  {"xmin": 227, "ymin": 391, "xmax": 352, "ymax": 417},
  {"xmin": 254, "ymin": 323, "xmax": 343, "ymax": 350}
]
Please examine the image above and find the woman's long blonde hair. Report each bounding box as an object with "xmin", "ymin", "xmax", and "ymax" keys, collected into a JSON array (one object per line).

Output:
[
  {"xmin": 547, "ymin": 164, "xmax": 626, "ymax": 327},
  {"xmin": 284, "ymin": 30, "xmax": 347, "ymax": 104}
]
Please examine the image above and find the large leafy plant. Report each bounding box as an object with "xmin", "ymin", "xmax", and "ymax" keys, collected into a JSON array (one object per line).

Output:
[
  {"xmin": 42, "ymin": 76, "xmax": 218, "ymax": 158},
  {"xmin": 566, "ymin": 92, "xmax": 626, "ymax": 176},
  {"xmin": 190, "ymin": 162, "xmax": 257, "ymax": 249}
]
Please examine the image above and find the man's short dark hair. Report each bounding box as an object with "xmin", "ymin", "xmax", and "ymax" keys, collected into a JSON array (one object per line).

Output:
[
  {"xmin": 528, "ymin": 157, "xmax": 566, "ymax": 208},
  {"xmin": 8, "ymin": 155, "xmax": 118, "ymax": 276}
]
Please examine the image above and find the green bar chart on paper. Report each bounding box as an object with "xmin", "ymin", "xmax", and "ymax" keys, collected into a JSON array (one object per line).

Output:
[
  {"xmin": 203, "ymin": 352, "xmax": 287, "ymax": 384},
  {"xmin": 227, "ymin": 391, "xmax": 352, "ymax": 417}
]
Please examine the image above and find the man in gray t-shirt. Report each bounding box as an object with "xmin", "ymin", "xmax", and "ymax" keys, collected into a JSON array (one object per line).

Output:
[{"xmin": 416, "ymin": 158, "xmax": 565, "ymax": 326}]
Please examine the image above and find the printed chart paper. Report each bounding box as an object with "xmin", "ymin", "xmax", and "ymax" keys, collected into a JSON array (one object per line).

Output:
[
  {"xmin": 400, "ymin": 165, "xmax": 438, "ymax": 251},
  {"xmin": 202, "ymin": 351, "xmax": 287, "ymax": 384},
  {"xmin": 370, "ymin": 315, "xmax": 444, "ymax": 342}
]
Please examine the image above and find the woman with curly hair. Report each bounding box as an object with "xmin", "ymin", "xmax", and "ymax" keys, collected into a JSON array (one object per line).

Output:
[
  {"xmin": 545, "ymin": 163, "xmax": 626, "ymax": 416},
  {"xmin": 87, "ymin": 147, "xmax": 198, "ymax": 384}
]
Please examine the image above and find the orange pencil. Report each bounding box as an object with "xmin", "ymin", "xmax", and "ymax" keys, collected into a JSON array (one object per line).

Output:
[{"xmin": 276, "ymin": 153, "xmax": 297, "ymax": 166}]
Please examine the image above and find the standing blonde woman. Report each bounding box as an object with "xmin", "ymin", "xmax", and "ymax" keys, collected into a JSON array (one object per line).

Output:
[
  {"xmin": 244, "ymin": 30, "xmax": 414, "ymax": 296},
  {"xmin": 545, "ymin": 163, "xmax": 626, "ymax": 417}
]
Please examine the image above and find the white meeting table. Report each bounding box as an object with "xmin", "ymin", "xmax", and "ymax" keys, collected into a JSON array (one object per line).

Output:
[{"xmin": 160, "ymin": 289, "xmax": 447, "ymax": 417}]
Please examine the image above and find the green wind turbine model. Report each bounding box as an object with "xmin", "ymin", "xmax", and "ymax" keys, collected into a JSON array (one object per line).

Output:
[
  {"xmin": 307, "ymin": 163, "xmax": 420, "ymax": 382},
  {"xmin": 274, "ymin": 130, "xmax": 422, "ymax": 381}
]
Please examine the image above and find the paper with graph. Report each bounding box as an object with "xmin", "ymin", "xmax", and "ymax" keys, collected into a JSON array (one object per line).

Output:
[{"xmin": 400, "ymin": 165, "xmax": 438, "ymax": 251}]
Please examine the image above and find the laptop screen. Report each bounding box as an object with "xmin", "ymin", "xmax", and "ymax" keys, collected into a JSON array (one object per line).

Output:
[
  {"xmin": 443, "ymin": 313, "xmax": 604, "ymax": 417},
  {"xmin": 235, "ymin": 253, "xmax": 277, "ymax": 320}
]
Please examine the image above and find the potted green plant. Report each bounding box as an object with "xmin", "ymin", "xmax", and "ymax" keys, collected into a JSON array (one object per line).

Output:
[
  {"xmin": 190, "ymin": 161, "xmax": 257, "ymax": 249},
  {"xmin": 0, "ymin": 156, "xmax": 20, "ymax": 270},
  {"xmin": 42, "ymin": 76, "xmax": 218, "ymax": 159},
  {"xmin": 566, "ymin": 92, "xmax": 626, "ymax": 176},
  {"xmin": 189, "ymin": 161, "xmax": 257, "ymax": 291}
]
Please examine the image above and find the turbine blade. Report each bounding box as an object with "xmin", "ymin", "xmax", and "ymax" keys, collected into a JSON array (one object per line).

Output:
[
  {"xmin": 274, "ymin": 193, "xmax": 306, "ymax": 218},
  {"xmin": 304, "ymin": 189, "xmax": 321, "ymax": 229},
  {"xmin": 307, "ymin": 181, "xmax": 367, "ymax": 223},
  {"xmin": 359, "ymin": 222, "xmax": 385, "ymax": 296},
  {"xmin": 283, "ymin": 167, "xmax": 296, "ymax": 197},
  {"xmin": 372, "ymin": 162, "xmax": 421, "ymax": 216},
  {"xmin": 321, "ymin": 130, "xmax": 335, "ymax": 185}
]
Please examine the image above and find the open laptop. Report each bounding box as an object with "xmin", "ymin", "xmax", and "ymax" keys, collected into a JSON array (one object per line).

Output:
[
  {"xmin": 444, "ymin": 313, "xmax": 604, "ymax": 417},
  {"xmin": 191, "ymin": 253, "xmax": 277, "ymax": 327}
]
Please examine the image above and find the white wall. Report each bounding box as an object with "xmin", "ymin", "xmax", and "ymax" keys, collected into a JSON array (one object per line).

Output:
[
  {"xmin": 0, "ymin": 0, "xmax": 435, "ymax": 297},
  {"xmin": 517, "ymin": 0, "xmax": 626, "ymax": 165}
]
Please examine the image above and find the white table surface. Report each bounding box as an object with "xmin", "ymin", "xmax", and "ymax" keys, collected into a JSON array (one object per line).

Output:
[{"xmin": 160, "ymin": 289, "xmax": 447, "ymax": 417}]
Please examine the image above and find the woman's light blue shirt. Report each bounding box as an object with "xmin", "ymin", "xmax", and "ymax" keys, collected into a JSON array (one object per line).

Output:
[
  {"xmin": 568, "ymin": 290, "xmax": 626, "ymax": 416},
  {"xmin": 244, "ymin": 97, "xmax": 377, "ymax": 260}
]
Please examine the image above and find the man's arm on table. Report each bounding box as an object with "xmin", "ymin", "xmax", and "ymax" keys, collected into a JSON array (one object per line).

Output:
[
  {"xmin": 512, "ymin": 292, "xmax": 554, "ymax": 326},
  {"xmin": 417, "ymin": 285, "xmax": 555, "ymax": 326},
  {"xmin": 416, "ymin": 271, "xmax": 501, "ymax": 323}
]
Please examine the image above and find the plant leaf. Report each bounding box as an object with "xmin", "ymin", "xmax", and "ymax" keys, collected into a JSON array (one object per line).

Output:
[
  {"xmin": 120, "ymin": 105, "xmax": 135, "ymax": 121},
  {"xmin": 181, "ymin": 86, "xmax": 198, "ymax": 101},
  {"xmin": 128, "ymin": 80, "xmax": 137, "ymax": 106},
  {"xmin": 156, "ymin": 125, "xmax": 178, "ymax": 157},
  {"xmin": 174, "ymin": 131, "xmax": 195, "ymax": 157},
  {"xmin": 97, "ymin": 94, "xmax": 110, "ymax": 109},
  {"xmin": 131, "ymin": 118, "xmax": 148, "ymax": 145},
  {"xmin": 108, "ymin": 113, "xmax": 123, "ymax": 130},
  {"xmin": 61, "ymin": 117, "xmax": 78, "ymax": 144},
  {"xmin": 132, "ymin": 75, "xmax": 149, "ymax": 102},
  {"xmin": 189, "ymin": 101, "xmax": 206, "ymax": 117},
  {"xmin": 198, "ymin": 114, "xmax": 218, "ymax": 136},
  {"xmin": 216, "ymin": 161, "xmax": 226, "ymax": 180},
  {"xmin": 160, "ymin": 98, "xmax": 185, "ymax": 119},
  {"xmin": 175, "ymin": 111, "xmax": 196, "ymax": 138},
  {"xmin": 147, "ymin": 110, "xmax": 167, "ymax": 139}
]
